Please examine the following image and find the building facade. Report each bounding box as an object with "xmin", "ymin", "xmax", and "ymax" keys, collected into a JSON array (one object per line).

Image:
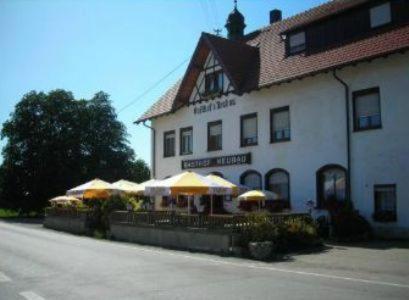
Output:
[{"xmin": 136, "ymin": 0, "xmax": 409, "ymax": 237}]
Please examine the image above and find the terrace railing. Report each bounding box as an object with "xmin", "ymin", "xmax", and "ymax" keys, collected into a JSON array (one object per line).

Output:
[
  {"xmin": 45, "ymin": 207, "xmax": 89, "ymax": 219},
  {"xmin": 109, "ymin": 211, "xmax": 310, "ymax": 233}
]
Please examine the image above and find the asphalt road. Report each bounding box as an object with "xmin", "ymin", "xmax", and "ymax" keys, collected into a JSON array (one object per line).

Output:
[{"xmin": 1, "ymin": 220, "xmax": 409, "ymax": 300}]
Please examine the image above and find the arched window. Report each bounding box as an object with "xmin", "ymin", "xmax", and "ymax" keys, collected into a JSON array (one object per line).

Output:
[
  {"xmin": 265, "ymin": 169, "xmax": 290, "ymax": 205},
  {"xmin": 240, "ymin": 170, "xmax": 262, "ymax": 190},
  {"xmin": 209, "ymin": 172, "xmax": 224, "ymax": 178},
  {"xmin": 316, "ymin": 164, "xmax": 347, "ymax": 208}
]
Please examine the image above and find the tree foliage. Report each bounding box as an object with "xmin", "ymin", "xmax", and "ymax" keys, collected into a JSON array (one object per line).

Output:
[{"xmin": 0, "ymin": 90, "xmax": 150, "ymax": 213}]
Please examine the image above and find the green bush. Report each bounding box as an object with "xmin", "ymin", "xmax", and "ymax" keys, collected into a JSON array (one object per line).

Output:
[
  {"xmin": 240, "ymin": 213, "xmax": 321, "ymax": 253},
  {"xmin": 240, "ymin": 213, "xmax": 278, "ymax": 245},
  {"xmin": 276, "ymin": 217, "xmax": 320, "ymax": 251}
]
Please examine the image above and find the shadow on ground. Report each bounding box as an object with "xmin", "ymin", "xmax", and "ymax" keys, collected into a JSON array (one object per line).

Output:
[{"xmin": 0, "ymin": 217, "xmax": 44, "ymax": 224}]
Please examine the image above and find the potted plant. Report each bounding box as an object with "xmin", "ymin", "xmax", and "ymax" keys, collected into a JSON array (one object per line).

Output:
[{"xmin": 242, "ymin": 213, "xmax": 277, "ymax": 260}]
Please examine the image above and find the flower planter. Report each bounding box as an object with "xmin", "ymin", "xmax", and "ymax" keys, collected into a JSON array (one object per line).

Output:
[{"xmin": 248, "ymin": 241, "xmax": 274, "ymax": 260}]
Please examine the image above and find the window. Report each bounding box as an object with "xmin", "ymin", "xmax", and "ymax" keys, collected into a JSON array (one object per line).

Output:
[
  {"xmin": 208, "ymin": 120, "xmax": 222, "ymax": 151},
  {"xmin": 240, "ymin": 170, "xmax": 262, "ymax": 190},
  {"xmin": 353, "ymin": 87, "xmax": 382, "ymax": 131},
  {"xmin": 288, "ymin": 31, "xmax": 306, "ymax": 54},
  {"xmin": 180, "ymin": 127, "xmax": 193, "ymax": 155},
  {"xmin": 209, "ymin": 172, "xmax": 224, "ymax": 178},
  {"xmin": 241, "ymin": 113, "xmax": 258, "ymax": 147},
  {"xmin": 270, "ymin": 106, "xmax": 290, "ymax": 143},
  {"xmin": 370, "ymin": 2, "xmax": 391, "ymax": 28},
  {"xmin": 163, "ymin": 130, "xmax": 175, "ymax": 157},
  {"xmin": 266, "ymin": 169, "xmax": 290, "ymax": 204},
  {"xmin": 205, "ymin": 71, "xmax": 223, "ymax": 95},
  {"xmin": 374, "ymin": 184, "xmax": 397, "ymax": 222},
  {"xmin": 316, "ymin": 165, "xmax": 347, "ymax": 208}
]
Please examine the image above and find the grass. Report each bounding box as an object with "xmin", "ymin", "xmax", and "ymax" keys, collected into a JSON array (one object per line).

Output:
[{"xmin": 0, "ymin": 208, "xmax": 19, "ymax": 218}]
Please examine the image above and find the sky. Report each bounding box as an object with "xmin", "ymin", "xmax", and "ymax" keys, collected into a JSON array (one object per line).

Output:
[{"xmin": 0, "ymin": 0, "xmax": 326, "ymax": 165}]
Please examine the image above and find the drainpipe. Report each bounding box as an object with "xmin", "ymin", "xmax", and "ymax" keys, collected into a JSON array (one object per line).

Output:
[
  {"xmin": 332, "ymin": 69, "xmax": 351, "ymax": 202},
  {"xmin": 142, "ymin": 121, "xmax": 156, "ymax": 179}
]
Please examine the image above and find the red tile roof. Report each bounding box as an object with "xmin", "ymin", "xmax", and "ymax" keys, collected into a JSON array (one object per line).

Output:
[{"xmin": 136, "ymin": 0, "xmax": 409, "ymax": 123}]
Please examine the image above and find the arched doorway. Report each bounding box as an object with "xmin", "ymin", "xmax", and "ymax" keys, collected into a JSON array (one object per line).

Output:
[{"xmin": 316, "ymin": 164, "xmax": 347, "ymax": 208}]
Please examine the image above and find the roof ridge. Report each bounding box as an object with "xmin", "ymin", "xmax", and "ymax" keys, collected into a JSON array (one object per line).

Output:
[{"xmin": 246, "ymin": 0, "xmax": 366, "ymax": 36}]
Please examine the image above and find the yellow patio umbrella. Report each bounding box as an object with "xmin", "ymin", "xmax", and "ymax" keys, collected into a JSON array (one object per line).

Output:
[
  {"xmin": 238, "ymin": 190, "xmax": 278, "ymax": 211},
  {"xmin": 49, "ymin": 196, "xmax": 81, "ymax": 206},
  {"xmin": 145, "ymin": 172, "xmax": 233, "ymax": 215},
  {"xmin": 145, "ymin": 172, "xmax": 232, "ymax": 196},
  {"xmin": 67, "ymin": 179, "xmax": 117, "ymax": 199},
  {"xmin": 112, "ymin": 180, "xmax": 141, "ymax": 195}
]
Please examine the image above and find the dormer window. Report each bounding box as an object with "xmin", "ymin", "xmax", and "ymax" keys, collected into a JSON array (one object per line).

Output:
[
  {"xmin": 288, "ymin": 31, "xmax": 306, "ymax": 55},
  {"xmin": 370, "ymin": 2, "xmax": 391, "ymax": 28},
  {"xmin": 204, "ymin": 70, "xmax": 223, "ymax": 95}
]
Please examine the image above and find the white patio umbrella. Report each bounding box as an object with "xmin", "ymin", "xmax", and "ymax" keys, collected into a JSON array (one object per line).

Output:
[
  {"xmin": 112, "ymin": 180, "xmax": 141, "ymax": 195},
  {"xmin": 67, "ymin": 179, "xmax": 118, "ymax": 199}
]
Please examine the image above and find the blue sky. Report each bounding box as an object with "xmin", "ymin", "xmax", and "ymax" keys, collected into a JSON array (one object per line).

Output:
[{"xmin": 0, "ymin": 0, "xmax": 325, "ymax": 165}]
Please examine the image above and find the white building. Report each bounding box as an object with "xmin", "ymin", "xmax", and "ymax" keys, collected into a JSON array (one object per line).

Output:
[{"xmin": 136, "ymin": 0, "xmax": 409, "ymax": 237}]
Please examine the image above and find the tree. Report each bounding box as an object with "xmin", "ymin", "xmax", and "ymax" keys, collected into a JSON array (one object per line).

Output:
[{"xmin": 0, "ymin": 90, "xmax": 149, "ymax": 214}]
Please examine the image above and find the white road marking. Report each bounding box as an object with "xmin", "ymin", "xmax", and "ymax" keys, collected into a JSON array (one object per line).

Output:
[
  {"xmin": 0, "ymin": 271, "xmax": 11, "ymax": 282},
  {"xmin": 19, "ymin": 291, "xmax": 45, "ymax": 300},
  {"xmin": 116, "ymin": 244, "xmax": 409, "ymax": 289}
]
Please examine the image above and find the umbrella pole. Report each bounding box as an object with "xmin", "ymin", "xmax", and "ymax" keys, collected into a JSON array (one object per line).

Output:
[
  {"xmin": 187, "ymin": 195, "xmax": 190, "ymax": 216},
  {"xmin": 210, "ymin": 195, "xmax": 213, "ymax": 216}
]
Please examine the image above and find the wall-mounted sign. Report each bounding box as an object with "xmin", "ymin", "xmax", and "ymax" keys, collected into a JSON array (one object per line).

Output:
[
  {"xmin": 181, "ymin": 153, "xmax": 251, "ymax": 170},
  {"xmin": 193, "ymin": 98, "xmax": 236, "ymax": 115}
]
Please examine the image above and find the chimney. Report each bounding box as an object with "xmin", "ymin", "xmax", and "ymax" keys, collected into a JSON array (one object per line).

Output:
[{"xmin": 270, "ymin": 9, "xmax": 282, "ymax": 24}]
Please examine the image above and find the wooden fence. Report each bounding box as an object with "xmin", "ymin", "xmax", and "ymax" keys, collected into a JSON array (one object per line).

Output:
[
  {"xmin": 109, "ymin": 211, "xmax": 310, "ymax": 232},
  {"xmin": 45, "ymin": 207, "xmax": 89, "ymax": 219}
]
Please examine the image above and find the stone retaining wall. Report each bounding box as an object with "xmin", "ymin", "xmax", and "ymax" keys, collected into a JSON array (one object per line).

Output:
[
  {"xmin": 44, "ymin": 215, "xmax": 88, "ymax": 235},
  {"xmin": 110, "ymin": 223, "xmax": 240, "ymax": 254}
]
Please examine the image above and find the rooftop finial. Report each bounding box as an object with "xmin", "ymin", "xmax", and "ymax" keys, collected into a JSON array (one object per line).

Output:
[{"xmin": 225, "ymin": 0, "xmax": 246, "ymax": 40}]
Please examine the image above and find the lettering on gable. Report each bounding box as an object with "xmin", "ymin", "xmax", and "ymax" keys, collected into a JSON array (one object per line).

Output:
[{"xmin": 193, "ymin": 98, "xmax": 236, "ymax": 115}]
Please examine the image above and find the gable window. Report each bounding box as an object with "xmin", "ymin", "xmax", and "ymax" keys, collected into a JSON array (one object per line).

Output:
[
  {"xmin": 241, "ymin": 113, "xmax": 258, "ymax": 147},
  {"xmin": 180, "ymin": 127, "xmax": 193, "ymax": 155},
  {"xmin": 266, "ymin": 169, "xmax": 290, "ymax": 207},
  {"xmin": 205, "ymin": 71, "xmax": 223, "ymax": 95},
  {"xmin": 316, "ymin": 165, "xmax": 347, "ymax": 208},
  {"xmin": 208, "ymin": 120, "xmax": 222, "ymax": 151},
  {"xmin": 288, "ymin": 31, "xmax": 306, "ymax": 55},
  {"xmin": 370, "ymin": 2, "xmax": 391, "ymax": 28},
  {"xmin": 353, "ymin": 87, "xmax": 382, "ymax": 131},
  {"xmin": 163, "ymin": 130, "xmax": 175, "ymax": 158},
  {"xmin": 270, "ymin": 106, "xmax": 290, "ymax": 143},
  {"xmin": 373, "ymin": 184, "xmax": 397, "ymax": 222},
  {"xmin": 240, "ymin": 170, "xmax": 262, "ymax": 190}
]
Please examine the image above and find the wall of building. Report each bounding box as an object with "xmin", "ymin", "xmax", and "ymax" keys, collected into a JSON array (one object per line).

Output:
[{"xmin": 150, "ymin": 53, "xmax": 409, "ymax": 234}]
